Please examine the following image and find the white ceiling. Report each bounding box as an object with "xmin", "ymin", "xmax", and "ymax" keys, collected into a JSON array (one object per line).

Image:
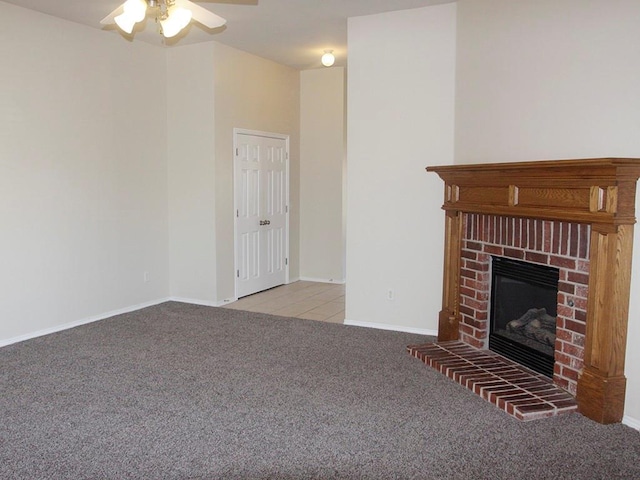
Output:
[{"xmin": 3, "ymin": 0, "xmax": 454, "ymax": 69}]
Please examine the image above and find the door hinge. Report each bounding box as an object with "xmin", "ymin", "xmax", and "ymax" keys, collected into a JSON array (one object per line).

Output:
[
  {"xmin": 285, "ymin": 258, "xmax": 288, "ymax": 266},
  {"xmin": 235, "ymin": 148, "xmax": 239, "ymax": 156},
  {"xmin": 237, "ymin": 270, "xmax": 240, "ymax": 278},
  {"xmin": 285, "ymin": 205, "xmax": 289, "ymax": 213},
  {"xmin": 236, "ymin": 209, "xmax": 239, "ymax": 218}
]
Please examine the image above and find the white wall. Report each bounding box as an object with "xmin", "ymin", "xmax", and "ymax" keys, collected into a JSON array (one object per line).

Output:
[
  {"xmin": 455, "ymin": 0, "xmax": 640, "ymax": 164},
  {"xmin": 166, "ymin": 42, "xmax": 300, "ymax": 305},
  {"xmin": 346, "ymin": 4, "xmax": 457, "ymax": 333},
  {"xmin": 213, "ymin": 43, "xmax": 300, "ymax": 302},
  {"xmin": 0, "ymin": 2, "xmax": 169, "ymax": 343},
  {"xmin": 167, "ymin": 43, "xmax": 218, "ymax": 304},
  {"xmin": 300, "ymin": 67, "xmax": 346, "ymax": 283},
  {"xmin": 0, "ymin": 3, "xmax": 301, "ymax": 343},
  {"xmin": 455, "ymin": 0, "xmax": 640, "ymax": 424}
]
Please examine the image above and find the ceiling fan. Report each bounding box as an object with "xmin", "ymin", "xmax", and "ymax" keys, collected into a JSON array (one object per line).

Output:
[{"xmin": 100, "ymin": 0, "xmax": 226, "ymax": 39}]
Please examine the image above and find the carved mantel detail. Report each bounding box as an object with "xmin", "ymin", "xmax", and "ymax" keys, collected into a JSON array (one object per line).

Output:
[{"xmin": 427, "ymin": 158, "xmax": 640, "ymax": 424}]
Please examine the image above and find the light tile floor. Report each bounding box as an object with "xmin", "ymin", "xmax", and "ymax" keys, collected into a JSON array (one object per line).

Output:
[{"xmin": 222, "ymin": 281, "xmax": 345, "ymax": 324}]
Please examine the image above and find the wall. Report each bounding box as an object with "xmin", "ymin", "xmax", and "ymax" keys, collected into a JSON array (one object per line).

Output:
[
  {"xmin": 345, "ymin": 3, "xmax": 457, "ymax": 333},
  {"xmin": 300, "ymin": 67, "xmax": 346, "ymax": 283},
  {"xmin": 166, "ymin": 43, "xmax": 300, "ymax": 305},
  {"xmin": 455, "ymin": 0, "xmax": 640, "ymax": 164},
  {"xmin": 166, "ymin": 43, "xmax": 218, "ymax": 304},
  {"xmin": 0, "ymin": 4, "xmax": 301, "ymax": 341},
  {"xmin": 213, "ymin": 43, "xmax": 300, "ymax": 303},
  {"xmin": 0, "ymin": 2, "xmax": 169, "ymax": 343},
  {"xmin": 454, "ymin": 0, "xmax": 640, "ymax": 425}
]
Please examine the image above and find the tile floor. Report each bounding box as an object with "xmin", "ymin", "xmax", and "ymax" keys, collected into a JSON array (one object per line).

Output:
[{"xmin": 222, "ymin": 281, "xmax": 345, "ymax": 323}]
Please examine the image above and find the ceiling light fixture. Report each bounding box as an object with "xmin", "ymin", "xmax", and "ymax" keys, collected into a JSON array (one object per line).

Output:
[
  {"xmin": 115, "ymin": 0, "xmax": 147, "ymax": 34},
  {"xmin": 321, "ymin": 50, "xmax": 336, "ymax": 67},
  {"xmin": 101, "ymin": 0, "xmax": 227, "ymax": 39},
  {"xmin": 160, "ymin": 5, "xmax": 193, "ymax": 38}
]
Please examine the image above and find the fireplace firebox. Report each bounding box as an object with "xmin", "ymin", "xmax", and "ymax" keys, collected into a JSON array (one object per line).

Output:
[{"xmin": 489, "ymin": 257, "xmax": 559, "ymax": 378}]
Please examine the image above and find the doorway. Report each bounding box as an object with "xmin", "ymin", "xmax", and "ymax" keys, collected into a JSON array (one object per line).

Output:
[{"xmin": 234, "ymin": 129, "xmax": 290, "ymax": 298}]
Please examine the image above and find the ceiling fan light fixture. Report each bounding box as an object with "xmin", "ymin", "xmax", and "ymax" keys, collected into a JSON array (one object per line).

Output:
[
  {"xmin": 115, "ymin": 12, "xmax": 137, "ymax": 34},
  {"xmin": 114, "ymin": 0, "xmax": 147, "ymax": 34},
  {"xmin": 126, "ymin": 0, "xmax": 148, "ymax": 22},
  {"xmin": 161, "ymin": 6, "xmax": 193, "ymax": 38},
  {"xmin": 101, "ymin": 0, "xmax": 227, "ymax": 39}
]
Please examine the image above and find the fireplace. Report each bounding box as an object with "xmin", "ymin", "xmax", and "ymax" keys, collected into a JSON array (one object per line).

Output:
[
  {"xmin": 418, "ymin": 158, "xmax": 640, "ymax": 424},
  {"xmin": 458, "ymin": 213, "xmax": 589, "ymax": 395},
  {"xmin": 489, "ymin": 257, "xmax": 559, "ymax": 378}
]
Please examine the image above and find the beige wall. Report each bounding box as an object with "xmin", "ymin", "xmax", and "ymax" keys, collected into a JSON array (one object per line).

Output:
[
  {"xmin": 0, "ymin": 2, "xmax": 169, "ymax": 342},
  {"xmin": 0, "ymin": 3, "xmax": 301, "ymax": 343},
  {"xmin": 167, "ymin": 43, "xmax": 217, "ymax": 303},
  {"xmin": 346, "ymin": 4, "xmax": 457, "ymax": 333},
  {"xmin": 454, "ymin": 0, "xmax": 640, "ymax": 425},
  {"xmin": 166, "ymin": 42, "xmax": 300, "ymax": 305},
  {"xmin": 213, "ymin": 43, "xmax": 300, "ymax": 302},
  {"xmin": 300, "ymin": 67, "xmax": 346, "ymax": 283},
  {"xmin": 455, "ymin": 0, "xmax": 640, "ymax": 163}
]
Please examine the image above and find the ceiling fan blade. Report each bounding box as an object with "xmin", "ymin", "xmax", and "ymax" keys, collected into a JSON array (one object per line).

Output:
[
  {"xmin": 100, "ymin": 4, "xmax": 125, "ymax": 25},
  {"xmin": 175, "ymin": 0, "xmax": 227, "ymax": 29}
]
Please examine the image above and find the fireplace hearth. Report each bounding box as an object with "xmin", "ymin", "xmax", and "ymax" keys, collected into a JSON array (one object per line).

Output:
[
  {"xmin": 489, "ymin": 256, "xmax": 559, "ymax": 378},
  {"xmin": 414, "ymin": 158, "xmax": 640, "ymax": 424}
]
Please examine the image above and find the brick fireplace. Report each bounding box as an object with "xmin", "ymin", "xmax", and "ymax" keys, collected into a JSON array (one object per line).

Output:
[
  {"xmin": 460, "ymin": 214, "xmax": 589, "ymax": 396},
  {"xmin": 411, "ymin": 158, "xmax": 640, "ymax": 424}
]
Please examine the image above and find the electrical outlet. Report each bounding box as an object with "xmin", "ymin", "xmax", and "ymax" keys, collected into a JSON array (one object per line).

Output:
[
  {"xmin": 143, "ymin": 272, "xmax": 150, "ymax": 283},
  {"xmin": 387, "ymin": 289, "xmax": 395, "ymax": 301}
]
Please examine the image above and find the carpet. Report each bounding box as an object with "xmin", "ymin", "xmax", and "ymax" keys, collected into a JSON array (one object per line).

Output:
[{"xmin": 1, "ymin": 301, "xmax": 638, "ymax": 479}]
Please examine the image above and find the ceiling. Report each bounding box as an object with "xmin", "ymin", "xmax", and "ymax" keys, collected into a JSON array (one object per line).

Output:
[{"xmin": 3, "ymin": 0, "xmax": 454, "ymax": 69}]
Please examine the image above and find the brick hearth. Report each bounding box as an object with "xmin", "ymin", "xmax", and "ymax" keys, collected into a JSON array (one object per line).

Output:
[{"xmin": 407, "ymin": 341, "xmax": 577, "ymax": 421}]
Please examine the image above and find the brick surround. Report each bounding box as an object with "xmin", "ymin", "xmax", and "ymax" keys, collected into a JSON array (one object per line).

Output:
[{"xmin": 459, "ymin": 213, "xmax": 590, "ymax": 395}]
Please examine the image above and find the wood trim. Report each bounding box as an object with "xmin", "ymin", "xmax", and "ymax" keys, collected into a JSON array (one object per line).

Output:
[
  {"xmin": 437, "ymin": 210, "xmax": 462, "ymax": 342},
  {"xmin": 428, "ymin": 158, "xmax": 640, "ymax": 226},
  {"xmin": 427, "ymin": 158, "xmax": 640, "ymax": 424}
]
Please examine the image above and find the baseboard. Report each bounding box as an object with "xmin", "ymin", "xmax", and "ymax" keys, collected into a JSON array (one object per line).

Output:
[
  {"xmin": 622, "ymin": 415, "xmax": 640, "ymax": 431},
  {"xmin": 168, "ymin": 296, "xmax": 230, "ymax": 307},
  {"xmin": 0, "ymin": 297, "xmax": 171, "ymax": 348},
  {"xmin": 299, "ymin": 276, "xmax": 346, "ymax": 285},
  {"xmin": 343, "ymin": 319, "xmax": 437, "ymax": 336}
]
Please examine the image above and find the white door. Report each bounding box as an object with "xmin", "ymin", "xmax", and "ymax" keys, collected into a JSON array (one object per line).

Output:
[{"xmin": 234, "ymin": 130, "xmax": 289, "ymax": 298}]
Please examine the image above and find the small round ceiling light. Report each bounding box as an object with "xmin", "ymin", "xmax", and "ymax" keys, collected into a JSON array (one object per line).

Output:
[{"xmin": 321, "ymin": 50, "xmax": 335, "ymax": 67}]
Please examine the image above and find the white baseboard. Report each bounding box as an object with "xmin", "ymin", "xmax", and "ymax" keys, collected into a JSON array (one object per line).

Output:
[
  {"xmin": 343, "ymin": 319, "xmax": 437, "ymax": 336},
  {"xmin": 0, "ymin": 297, "xmax": 171, "ymax": 348},
  {"xmin": 216, "ymin": 297, "xmax": 238, "ymax": 306},
  {"xmin": 168, "ymin": 296, "xmax": 231, "ymax": 307},
  {"xmin": 622, "ymin": 415, "xmax": 640, "ymax": 431},
  {"xmin": 299, "ymin": 276, "xmax": 346, "ymax": 284}
]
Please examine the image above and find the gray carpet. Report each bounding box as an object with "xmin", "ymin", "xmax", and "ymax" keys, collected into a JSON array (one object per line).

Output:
[{"xmin": 1, "ymin": 302, "xmax": 639, "ymax": 479}]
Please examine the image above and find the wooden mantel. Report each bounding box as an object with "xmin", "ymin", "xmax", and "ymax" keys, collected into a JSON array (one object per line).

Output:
[{"xmin": 427, "ymin": 158, "xmax": 640, "ymax": 424}]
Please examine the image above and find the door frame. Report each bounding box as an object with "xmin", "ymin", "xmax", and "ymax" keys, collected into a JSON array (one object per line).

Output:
[{"xmin": 233, "ymin": 128, "xmax": 291, "ymax": 299}]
